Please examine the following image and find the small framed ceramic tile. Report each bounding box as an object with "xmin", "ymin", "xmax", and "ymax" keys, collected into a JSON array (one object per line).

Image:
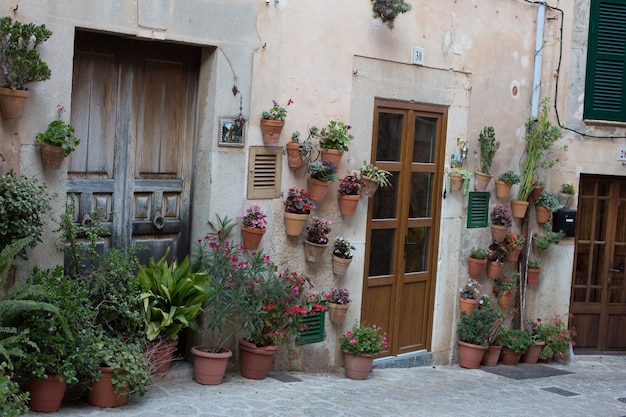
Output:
[{"xmin": 218, "ymin": 118, "xmax": 245, "ymax": 147}]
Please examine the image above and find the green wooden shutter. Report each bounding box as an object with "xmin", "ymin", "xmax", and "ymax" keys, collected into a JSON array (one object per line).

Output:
[
  {"xmin": 467, "ymin": 192, "xmax": 489, "ymax": 228},
  {"xmin": 299, "ymin": 310, "xmax": 325, "ymax": 345},
  {"xmin": 584, "ymin": 0, "xmax": 626, "ymax": 122}
]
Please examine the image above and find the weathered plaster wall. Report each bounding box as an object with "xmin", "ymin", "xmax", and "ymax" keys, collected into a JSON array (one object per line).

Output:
[{"xmin": 1, "ymin": 0, "xmax": 590, "ymax": 370}]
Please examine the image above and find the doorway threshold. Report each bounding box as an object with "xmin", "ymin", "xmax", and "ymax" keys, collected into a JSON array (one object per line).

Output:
[{"xmin": 373, "ymin": 350, "xmax": 432, "ymax": 369}]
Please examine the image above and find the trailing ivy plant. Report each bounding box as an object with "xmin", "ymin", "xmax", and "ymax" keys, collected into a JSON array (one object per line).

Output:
[{"xmin": 372, "ymin": 0, "xmax": 412, "ymax": 29}]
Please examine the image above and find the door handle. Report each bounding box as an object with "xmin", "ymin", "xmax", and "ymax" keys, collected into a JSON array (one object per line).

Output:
[
  {"xmin": 609, "ymin": 268, "xmax": 620, "ymax": 272},
  {"xmin": 153, "ymin": 211, "xmax": 165, "ymax": 230}
]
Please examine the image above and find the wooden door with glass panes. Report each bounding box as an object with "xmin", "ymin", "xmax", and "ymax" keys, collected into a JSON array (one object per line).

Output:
[
  {"xmin": 571, "ymin": 175, "xmax": 626, "ymax": 352},
  {"xmin": 361, "ymin": 99, "xmax": 446, "ymax": 356}
]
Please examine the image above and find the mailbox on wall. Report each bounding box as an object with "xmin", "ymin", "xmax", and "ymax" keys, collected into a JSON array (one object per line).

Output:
[{"xmin": 553, "ymin": 209, "xmax": 577, "ymax": 237}]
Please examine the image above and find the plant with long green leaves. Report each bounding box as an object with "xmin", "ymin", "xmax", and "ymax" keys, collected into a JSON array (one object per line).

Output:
[
  {"xmin": 517, "ymin": 99, "xmax": 565, "ymax": 201},
  {"xmin": 137, "ymin": 248, "xmax": 210, "ymax": 342},
  {"xmin": 477, "ymin": 126, "xmax": 499, "ymax": 175}
]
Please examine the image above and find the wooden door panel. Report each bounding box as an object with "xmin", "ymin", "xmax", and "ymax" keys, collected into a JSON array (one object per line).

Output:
[
  {"xmin": 69, "ymin": 51, "xmax": 117, "ymax": 176},
  {"xmin": 572, "ymin": 175, "xmax": 626, "ymax": 352}
]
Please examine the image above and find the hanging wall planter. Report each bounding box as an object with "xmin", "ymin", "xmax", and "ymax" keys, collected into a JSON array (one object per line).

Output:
[
  {"xmin": 304, "ymin": 239, "xmax": 328, "ymax": 262},
  {"xmin": 260, "ymin": 119, "xmax": 284, "ymax": 144},
  {"xmin": 511, "ymin": 199, "xmax": 529, "ymax": 218},
  {"xmin": 338, "ymin": 194, "xmax": 360, "ymax": 216}
]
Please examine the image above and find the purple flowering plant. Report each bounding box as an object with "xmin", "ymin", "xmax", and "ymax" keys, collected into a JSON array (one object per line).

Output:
[
  {"xmin": 262, "ymin": 99, "xmax": 293, "ymax": 122},
  {"xmin": 490, "ymin": 203, "xmax": 512, "ymax": 227},
  {"xmin": 325, "ymin": 287, "xmax": 351, "ymax": 305},
  {"xmin": 306, "ymin": 216, "xmax": 332, "ymax": 245},
  {"xmin": 241, "ymin": 203, "xmax": 267, "ymax": 229},
  {"xmin": 340, "ymin": 322, "xmax": 388, "ymax": 356},
  {"xmin": 338, "ymin": 171, "xmax": 362, "ymax": 195}
]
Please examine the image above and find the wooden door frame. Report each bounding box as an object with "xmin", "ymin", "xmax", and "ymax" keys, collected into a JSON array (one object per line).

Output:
[{"xmin": 362, "ymin": 98, "xmax": 447, "ymax": 355}]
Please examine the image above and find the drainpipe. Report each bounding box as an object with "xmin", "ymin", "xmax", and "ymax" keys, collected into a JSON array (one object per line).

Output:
[{"xmin": 531, "ymin": 3, "xmax": 546, "ymax": 118}]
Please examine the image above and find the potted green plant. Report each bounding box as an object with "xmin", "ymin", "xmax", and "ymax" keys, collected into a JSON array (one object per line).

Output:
[
  {"xmin": 283, "ymin": 187, "xmax": 315, "ymax": 236},
  {"xmin": 306, "ymin": 159, "xmax": 338, "ymax": 201},
  {"xmin": 260, "ymin": 98, "xmax": 293, "ymax": 143},
  {"xmin": 458, "ymin": 278, "xmax": 481, "ymax": 316},
  {"xmin": 137, "ymin": 248, "xmax": 210, "ymax": 375},
  {"xmin": 315, "ymin": 120, "xmax": 354, "ymax": 165},
  {"xmin": 448, "ymin": 167, "xmax": 472, "ymax": 195},
  {"xmin": 332, "ymin": 237, "xmax": 355, "ymax": 276},
  {"xmin": 498, "ymin": 329, "xmax": 533, "ymax": 365},
  {"xmin": 527, "ymin": 259, "xmax": 541, "ymax": 285},
  {"xmin": 87, "ymin": 334, "xmax": 152, "ymax": 408},
  {"xmin": 371, "ymin": 0, "xmax": 412, "ymax": 29},
  {"xmin": 456, "ymin": 307, "xmax": 493, "ymax": 368},
  {"xmin": 286, "ymin": 128, "xmax": 314, "ymax": 169},
  {"xmin": 191, "ymin": 216, "xmax": 275, "ymax": 384},
  {"xmin": 467, "ymin": 247, "xmax": 488, "ymax": 277},
  {"xmin": 521, "ymin": 318, "xmax": 547, "ymax": 364},
  {"xmin": 558, "ymin": 181, "xmax": 576, "ymax": 208},
  {"xmin": 238, "ymin": 268, "xmax": 315, "ymax": 379},
  {"xmin": 516, "ymin": 99, "xmax": 564, "ymax": 203},
  {"xmin": 36, "ymin": 119, "xmax": 81, "ymax": 169},
  {"xmin": 535, "ymin": 190, "xmax": 563, "ymax": 224},
  {"xmin": 504, "ymin": 233, "xmax": 525, "ymax": 262},
  {"xmin": 304, "ymin": 216, "xmax": 332, "ymax": 262},
  {"xmin": 325, "ymin": 287, "xmax": 351, "ymax": 324},
  {"xmin": 533, "ymin": 314, "xmax": 575, "ymax": 361},
  {"xmin": 10, "ymin": 266, "xmax": 99, "ymax": 412},
  {"xmin": 475, "ymin": 126, "xmax": 499, "ymax": 190},
  {"xmin": 487, "ymin": 241, "xmax": 509, "ymax": 278},
  {"xmin": 478, "ymin": 296, "xmax": 505, "ymax": 366},
  {"xmin": 493, "ymin": 274, "xmax": 518, "ymax": 309},
  {"xmin": 359, "ymin": 160, "xmax": 392, "ymax": 196},
  {"xmin": 340, "ymin": 322, "xmax": 388, "ymax": 379},
  {"xmin": 495, "ymin": 170, "xmax": 520, "ymax": 198},
  {"xmin": 534, "ymin": 226, "xmax": 565, "ymax": 251},
  {"xmin": 0, "ymin": 16, "xmax": 52, "ymax": 118}
]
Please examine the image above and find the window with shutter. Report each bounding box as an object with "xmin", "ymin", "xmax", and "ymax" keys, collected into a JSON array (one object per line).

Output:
[
  {"xmin": 467, "ymin": 192, "xmax": 490, "ymax": 228},
  {"xmin": 247, "ymin": 146, "xmax": 282, "ymax": 199},
  {"xmin": 583, "ymin": 0, "xmax": 626, "ymax": 122}
]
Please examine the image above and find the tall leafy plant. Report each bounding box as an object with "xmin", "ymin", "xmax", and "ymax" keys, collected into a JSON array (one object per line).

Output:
[
  {"xmin": 477, "ymin": 126, "xmax": 499, "ymax": 175},
  {"xmin": 517, "ymin": 99, "xmax": 564, "ymax": 201}
]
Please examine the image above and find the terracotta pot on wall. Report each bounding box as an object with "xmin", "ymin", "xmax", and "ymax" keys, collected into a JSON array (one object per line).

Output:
[
  {"xmin": 527, "ymin": 267, "xmax": 541, "ymax": 285},
  {"xmin": 241, "ymin": 225, "xmax": 265, "ymax": 250},
  {"xmin": 495, "ymin": 180, "xmax": 513, "ymax": 199},
  {"xmin": 328, "ymin": 303, "xmax": 350, "ymax": 324},
  {"xmin": 307, "ymin": 177, "xmax": 330, "ymax": 201},
  {"xmin": 260, "ymin": 119, "xmax": 284, "ymax": 144},
  {"xmin": 320, "ymin": 149, "xmax": 343, "ymax": 166},
  {"xmin": 459, "ymin": 297, "xmax": 478, "ymax": 316},
  {"xmin": 535, "ymin": 205, "xmax": 551, "ymax": 224},
  {"xmin": 467, "ymin": 256, "xmax": 487, "ymax": 277},
  {"xmin": 449, "ymin": 173, "xmax": 463, "ymax": 191},
  {"xmin": 0, "ymin": 87, "xmax": 29, "ymax": 119},
  {"xmin": 332, "ymin": 255, "xmax": 352, "ymax": 276},
  {"xmin": 41, "ymin": 145, "xmax": 67, "ymax": 169},
  {"xmin": 304, "ymin": 239, "xmax": 328, "ymax": 262},
  {"xmin": 511, "ymin": 199, "xmax": 529, "ymax": 218},
  {"xmin": 338, "ymin": 194, "xmax": 360, "ymax": 216},
  {"xmin": 286, "ymin": 141, "xmax": 303, "ymax": 168},
  {"xmin": 474, "ymin": 171, "xmax": 492, "ymax": 191},
  {"xmin": 283, "ymin": 212, "xmax": 308, "ymax": 237},
  {"xmin": 491, "ymin": 225, "xmax": 508, "ymax": 242},
  {"xmin": 487, "ymin": 261, "xmax": 504, "ymax": 279}
]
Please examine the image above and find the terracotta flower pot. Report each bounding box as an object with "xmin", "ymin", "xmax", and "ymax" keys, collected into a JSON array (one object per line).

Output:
[
  {"xmin": 241, "ymin": 225, "xmax": 265, "ymax": 250},
  {"xmin": 286, "ymin": 141, "xmax": 303, "ymax": 168},
  {"xmin": 86, "ymin": 367, "xmax": 128, "ymax": 408},
  {"xmin": 498, "ymin": 292, "xmax": 514, "ymax": 309},
  {"xmin": 558, "ymin": 192, "xmax": 573, "ymax": 208},
  {"xmin": 332, "ymin": 255, "xmax": 352, "ymax": 276},
  {"xmin": 191, "ymin": 346, "xmax": 233, "ymax": 385},
  {"xmin": 467, "ymin": 256, "xmax": 487, "ymax": 278},
  {"xmin": 527, "ymin": 267, "xmax": 541, "ymax": 285},
  {"xmin": 361, "ymin": 178, "xmax": 379, "ymax": 197},
  {"xmin": 457, "ymin": 341, "xmax": 487, "ymax": 369},
  {"xmin": 304, "ymin": 239, "xmax": 328, "ymax": 262},
  {"xmin": 320, "ymin": 149, "xmax": 343, "ymax": 166},
  {"xmin": 449, "ymin": 173, "xmax": 463, "ymax": 191},
  {"xmin": 328, "ymin": 302, "xmax": 350, "ymax": 324},
  {"xmin": 500, "ymin": 348, "xmax": 522, "ymax": 365},
  {"xmin": 260, "ymin": 118, "xmax": 284, "ymax": 144},
  {"xmin": 481, "ymin": 345, "xmax": 502, "ymax": 366},
  {"xmin": 511, "ymin": 199, "xmax": 529, "ymax": 219},
  {"xmin": 459, "ymin": 297, "xmax": 478, "ymax": 316},
  {"xmin": 338, "ymin": 194, "xmax": 360, "ymax": 216},
  {"xmin": 507, "ymin": 247, "xmax": 522, "ymax": 262},
  {"xmin": 0, "ymin": 87, "xmax": 29, "ymax": 119},
  {"xmin": 535, "ymin": 205, "xmax": 551, "ymax": 224},
  {"xmin": 495, "ymin": 180, "xmax": 513, "ymax": 199},
  {"xmin": 474, "ymin": 170, "xmax": 492, "ymax": 191},
  {"xmin": 343, "ymin": 351, "xmax": 374, "ymax": 380},
  {"xmin": 27, "ymin": 375, "xmax": 67, "ymax": 413},
  {"xmin": 239, "ymin": 339, "xmax": 278, "ymax": 380},
  {"xmin": 531, "ymin": 185, "xmax": 545, "ymax": 200},
  {"xmin": 521, "ymin": 341, "xmax": 546, "ymax": 364},
  {"xmin": 491, "ymin": 224, "xmax": 508, "ymax": 242},
  {"xmin": 41, "ymin": 144, "xmax": 67, "ymax": 169},
  {"xmin": 487, "ymin": 261, "xmax": 504, "ymax": 278},
  {"xmin": 307, "ymin": 177, "xmax": 330, "ymax": 201},
  {"xmin": 283, "ymin": 212, "xmax": 308, "ymax": 236}
]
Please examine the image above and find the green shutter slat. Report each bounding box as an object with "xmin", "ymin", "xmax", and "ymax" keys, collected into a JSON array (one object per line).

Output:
[
  {"xmin": 299, "ymin": 310, "xmax": 325, "ymax": 345},
  {"xmin": 584, "ymin": 0, "xmax": 626, "ymax": 122},
  {"xmin": 467, "ymin": 192, "xmax": 489, "ymax": 228}
]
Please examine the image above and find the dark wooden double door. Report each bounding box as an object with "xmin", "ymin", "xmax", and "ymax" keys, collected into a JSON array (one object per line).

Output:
[{"xmin": 68, "ymin": 31, "xmax": 200, "ymax": 262}]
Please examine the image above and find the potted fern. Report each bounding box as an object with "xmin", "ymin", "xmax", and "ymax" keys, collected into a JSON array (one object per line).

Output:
[
  {"xmin": 0, "ymin": 16, "xmax": 52, "ymax": 118},
  {"xmin": 475, "ymin": 126, "xmax": 499, "ymax": 191}
]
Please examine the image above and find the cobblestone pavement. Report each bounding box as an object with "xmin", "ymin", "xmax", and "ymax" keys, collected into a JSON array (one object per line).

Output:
[{"xmin": 25, "ymin": 355, "xmax": 626, "ymax": 417}]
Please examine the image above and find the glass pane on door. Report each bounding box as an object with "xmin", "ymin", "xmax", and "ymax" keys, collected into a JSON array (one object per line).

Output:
[
  {"xmin": 409, "ymin": 172, "xmax": 433, "ymax": 218},
  {"xmin": 405, "ymin": 227, "xmax": 429, "ymax": 273},
  {"xmin": 413, "ymin": 116, "xmax": 437, "ymax": 163},
  {"xmin": 376, "ymin": 113, "xmax": 403, "ymax": 161},
  {"xmin": 368, "ymin": 229, "xmax": 395, "ymax": 276}
]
